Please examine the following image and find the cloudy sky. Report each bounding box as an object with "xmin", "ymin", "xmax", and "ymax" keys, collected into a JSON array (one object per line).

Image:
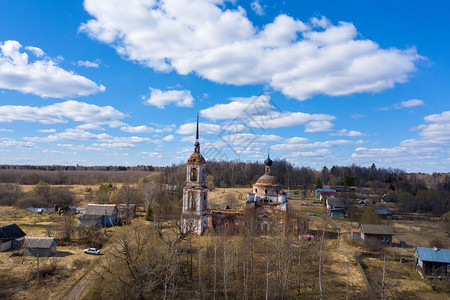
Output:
[{"xmin": 0, "ymin": 0, "xmax": 448, "ymax": 172}]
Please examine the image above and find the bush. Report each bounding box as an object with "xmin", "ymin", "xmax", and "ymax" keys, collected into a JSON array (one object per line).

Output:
[
  {"xmin": 77, "ymin": 226, "xmax": 106, "ymax": 249},
  {"xmin": 428, "ymin": 238, "xmax": 446, "ymax": 249}
]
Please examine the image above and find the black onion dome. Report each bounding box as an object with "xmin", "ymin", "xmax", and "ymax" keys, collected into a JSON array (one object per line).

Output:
[{"xmin": 264, "ymin": 155, "xmax": 273, "ymax": 166}]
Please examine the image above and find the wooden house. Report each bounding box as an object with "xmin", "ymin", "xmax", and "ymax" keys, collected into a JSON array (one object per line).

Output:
[
  {"xmin": 0, "ymin": 224, "xmax": 26, "ymax": 252},
  {"xmin": 325, "ymin": 197, "xmax": 347, "ymax": 218},
  {"xmin": 23, "ymin": 237, "xmax": 57, "ymax": 257},
  {"xmin": 77, "ymin": 204, "xmax": 119, "ymax": 227},
  {"xmin": 359, "ymin": 224, "xmax": 394, "ymax": 246},
  {"xmin": 414, "ymin": 247, "xmax": 450, "ymax": 279}
]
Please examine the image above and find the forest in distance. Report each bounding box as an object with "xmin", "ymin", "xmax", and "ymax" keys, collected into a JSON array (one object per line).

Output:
[{"xmin": 0, "ymin": 161, "xmax": 448, "ymax": 215}]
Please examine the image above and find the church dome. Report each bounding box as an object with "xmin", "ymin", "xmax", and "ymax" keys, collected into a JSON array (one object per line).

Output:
[
  {"xmin": 255, "ymin": 174, "xmax": 280, "ymax": 186},
  {"xmin": 188, "ymin": 152, "xmax": 206, "ymax": 164},
  {"xmin": 264, "ymin": 156, "xmax": 273, "ymax": 166}
]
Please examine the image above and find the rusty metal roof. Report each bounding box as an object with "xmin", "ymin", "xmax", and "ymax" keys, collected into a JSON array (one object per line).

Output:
[
  {"xmin": 187, "ymin": 152, "xmax": 206, "ymax": 164},
  {"xmin": 254, "ymin": 174, "xmax": 280, "ymax": 186}
]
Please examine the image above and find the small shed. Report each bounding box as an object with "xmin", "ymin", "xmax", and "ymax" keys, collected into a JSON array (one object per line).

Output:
[
  {"xmin": 0, "ymin": 224, "xmax": 26, "ymax": 252},
  {"xmin": 414, "ymin": 247, "xmax": 450, "ymax": 279},
  {"xmin": 77, "ymin": 204, "xmax": 119, "ymax": 227},
  {"xmin": 351, "ymin": 229, "xmax": 361, "ymax": 240},
  {"xmin": 23, "ymin": 237, "xmax": 57, "ymax": 257},
  {"xmin": 359, "ymin": 224, "xmax": 394, "ymax": 246}
]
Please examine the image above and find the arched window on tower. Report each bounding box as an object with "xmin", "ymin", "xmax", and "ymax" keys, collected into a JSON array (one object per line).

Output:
[{"xmin": 190, "ymin": 168, "xmax": 197, "ymax": 181}]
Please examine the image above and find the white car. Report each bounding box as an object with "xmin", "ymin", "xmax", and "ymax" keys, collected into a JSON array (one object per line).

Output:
[{"xmin": 83, "ymin": 248, "xmax": 101, "ymax": 255}]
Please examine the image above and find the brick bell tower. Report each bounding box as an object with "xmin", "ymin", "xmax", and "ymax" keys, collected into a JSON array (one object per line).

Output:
[{"xmin": 181, "ymin": 115, "xmax": 208, "ymax": 235}]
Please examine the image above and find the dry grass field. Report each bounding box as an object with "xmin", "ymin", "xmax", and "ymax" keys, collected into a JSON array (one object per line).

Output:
[{"xmin": 0, "ymin": 186, "xmax": 449, "ymax": 299}]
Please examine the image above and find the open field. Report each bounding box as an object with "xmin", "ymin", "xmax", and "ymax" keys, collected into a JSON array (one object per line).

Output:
[{"xmin": 1, "ymin": 186, "xmax": 449, "ymax": 299}]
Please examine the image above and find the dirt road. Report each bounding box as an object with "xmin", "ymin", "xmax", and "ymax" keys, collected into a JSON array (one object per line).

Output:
[{"xmin": 60, "ymin": 256, "xmax": 101, "ymax": 300}]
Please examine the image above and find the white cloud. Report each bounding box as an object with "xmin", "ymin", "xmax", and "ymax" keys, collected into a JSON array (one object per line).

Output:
[
  {"xmin": 201, "ymin": 95, "xmax": 271, "ymax": 121},
  {"xmin": 378, "ymin": 98, "xmax": 425, "ymax": 110},
  {"xmin": 93, "ymin": 142, "xmax": 137, "ymax": 150},
  {"xmin": 140, "ymin": 152, "xmax": 163, "ymax": 158},
  {"xmin": 81, "ymin": 1, "xmax": 421, "ymax": 101},
  {"xmin": 352, "ymin": 110, "xmax": 450, "ymax": 168},
  {"xmin": 24, "ymin": 46, "xmax": 44, "ymax": 57},
  {"xmin": 0, "ymin": 128, "xmax": 13, "ymax": 132},
  {"xmin": 251, "ymin": 0, "xmax": 264, "ymax": 16},
  {"xmin": 0, "ymin": 40, "xmax": 105, "ymax": 98},
  {"xmin": 177, "ymin": 122, "xmax": 221, "ymax": 135},
  {"xmin": 0, "ymin": 100, "xmax": 126, "ymax": 126},
  {"xmin": 0, "ymin": 138, "xmax": 35, "ymax": 148},
  {"xmin": 145, "ymin": 87, "xmax": 194, "ymax": 109},
  {"xmin": 400, "ymin": 99, "xmax": 425, "ymax": 108},
  {"xmin": 331, "ymin": 129, "xmax": 366, "ymax": 137},
  {"xmin": 76, "ymin": 123, "xmax": 105, "ymax": 130},
  {"xmin": 291, "ymin": 149, "xmax": 331, "ymax": 157},
  {"xmin": 163, "ymin": 134, "xmax": 174, "ymax": 141},
  {"xmin": 201, "ymin": 94, "xmax": 335, "ymax": 129},
  {"xmin": 120, "ymin": 124, "xmax": 173, "ymax": 133},
  {"xmin": 351, "ymin": 113, "xmax": 365, "ymax": 120},
  {"xmin": 25, "ymin": 128, "xmax": 159, "ymax": 145},
  {"xmin": 37, "ymin": 129, "xmax": 56, "ymax": 133},
  {"xmin": 77, "ymin": 60, "xmax": 100, "ymax": 68},
  {"xmin": 272, "ymin": 137, "xmax": 366, "ymax": 151},
  {"xmin": 305, "ymin": 121, "xmax": 334, "ymax": 132}
]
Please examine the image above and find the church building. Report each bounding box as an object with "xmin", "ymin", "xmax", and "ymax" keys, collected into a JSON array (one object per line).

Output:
[
  {"xmin": 181, "ymin": 116, "xmax": 208, "ymax": 235},
  {"xmin": 181, "ymin": 117, "xmax": 289, "ymax": 235}
]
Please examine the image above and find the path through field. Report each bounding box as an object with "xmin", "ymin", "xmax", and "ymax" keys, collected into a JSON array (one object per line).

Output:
[{"xmin": 60, "ymin": 255, "xmax": 102, "ymax": 300}]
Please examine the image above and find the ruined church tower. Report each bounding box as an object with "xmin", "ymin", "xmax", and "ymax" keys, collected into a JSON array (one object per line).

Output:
[{"xmin": 181, "ymin": 115, "xmax": 208, "ymax": 235}]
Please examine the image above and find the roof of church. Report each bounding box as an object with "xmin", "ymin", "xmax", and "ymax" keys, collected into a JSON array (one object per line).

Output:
[
  {"xmin": 187, "ymin": 115, "xmax": 206, "ymax": 164},
  {"xmin": 264, "ymin": 154, "xmax": 273, "ymax": 166},
  {"xmin": 188, "ymin": 152, "xmax": 206, "ymax": 164},
  {"xmin": 255, "ymin": 174, "xmax": 280, "ymax": 186}
]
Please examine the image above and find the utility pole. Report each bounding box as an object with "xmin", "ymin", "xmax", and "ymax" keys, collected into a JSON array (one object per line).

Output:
[
  {"xmin": 36, "ymin": 249, "xmax": 39, "ymax": 281},
  {"xmin": 381, "ymin": 251, "xmax": 386, "ymax": 300},
  {"xmin": 346, "ymin": 262, "xmax": 349, "ymax": 300},
  {"xmin": 104, "ymin": 209, "xmax": 107, "ymax": 236},
  {"xmin": 265, "ymin": 259, "xmax": 269, "ymax": 300},
  {"xmin": 337, "ymin": 229, "xmax": 340, "ymax": 254}
]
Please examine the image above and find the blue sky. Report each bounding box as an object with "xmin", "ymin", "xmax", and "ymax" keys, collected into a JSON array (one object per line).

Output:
[{"xmin": 0, "ymin": 0, "xmax": 449, "ymax": 173}]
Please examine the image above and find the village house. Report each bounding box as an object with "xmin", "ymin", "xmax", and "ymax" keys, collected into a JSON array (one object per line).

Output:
[
  {"xmin": 117, "ymin": 203, "xmax": 137, "ymax": 224},
  {"xmin": 325, "ymin": 197, "xmax": 347, "ymax": 218},
  {"xmin": 359, "ymin": 224, "xmax": 394, "ymax": 246},
  {"xmin": 318, "ymin": 190, "xmax": 337, "ymax": 203},
  {"xmin": 23, "ymin": 237, "xmax": 57, "ymax": 257},
  {"xmin": 0, "ymin": 223, "xmax": 26, "ymax": 252},
  {"xmin": 77, "ymin": 204, "xmax": 119, "ymax": 227},
  {"xmin": 315, "ymin": 188, "xmax": 336, "ymax": 198},
  {"xmin": 414, "ymin": 246, "xmax": 450, "ymax": 279}
]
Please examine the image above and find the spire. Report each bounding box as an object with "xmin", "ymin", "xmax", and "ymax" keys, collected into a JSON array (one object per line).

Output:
[
  {"xmin": 264, "ymin": 149, "xmax": 273, "ymax": 174},
  {"xmin": 194, "ymin": 114, "xmax": 200, "ymax": 153}
]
